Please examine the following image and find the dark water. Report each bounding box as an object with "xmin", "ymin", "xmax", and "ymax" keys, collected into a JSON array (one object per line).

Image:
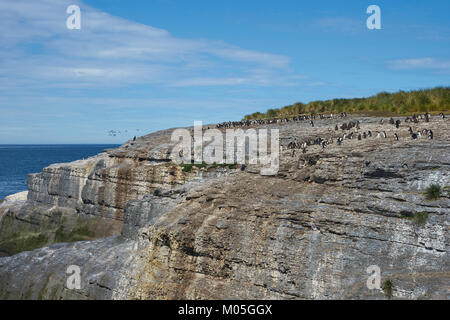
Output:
[{"xmin": 0, "ymin": 145, "xmax": 119, "ymax": 199}]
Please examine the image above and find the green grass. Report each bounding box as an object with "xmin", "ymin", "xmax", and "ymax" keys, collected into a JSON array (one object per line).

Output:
[
  {"xmin": 243, "ymin": 87, "xmax": 450, "ymax": 119},
  {"xmin": 400, "ymin": 211, "xmax": 429, "ymax": 225},
  {"xmin": 382, "ymin": 279, "xmax": 393, "ymax": 298},
  {"xmin": 412, "ymin": 212, "xmax": 429, "ymax": 225},
  {"xmin": 424, "ymin": 184, "xmax": 441, "ymax": 201}
]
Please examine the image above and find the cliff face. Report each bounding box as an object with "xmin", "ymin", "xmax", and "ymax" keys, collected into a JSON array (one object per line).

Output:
[
  {"xmin": 25, "ymin": 145, "xmax": 186, "ymax": 229},
  {"xmin": 0, "ymin": 130, "xmax": 198, "ymax": 255},
  {"xmin": 0, "ymin": 116, "xmax": 448, "ymax": 299}
]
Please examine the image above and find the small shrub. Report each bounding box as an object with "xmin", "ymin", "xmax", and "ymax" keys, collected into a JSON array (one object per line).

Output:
[
  {"xmin": 381, "ymin": 279, "xmax": 393, "ymax": 298},
  {"xmin": 182, "ymin": 163, "xmax": 195, "ymax": 172},
  {"xmin": 400, "ymin": 211, "xmax": 429, "ymax": 225},
  {"xmin": 412, "ymin": 212, "xmax": 429, "ymax": 225},
  {"xmin": 424, "ymin": 184, "xmax": 441, "ymax": 200}
]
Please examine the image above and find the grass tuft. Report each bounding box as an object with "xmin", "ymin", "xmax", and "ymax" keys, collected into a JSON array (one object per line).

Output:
[
  {"xmin": 400, "ymin": 211, "xmax": 429, "ymax": 225},
  {"xmin": 412, "ymin": 212, "xmax": 429, "ymax": 225},
  {"xmin": 424, "ymin": 184, "xmax": 441, "ymax": 201},
  {"xmin": 381, "ymin": 279, "xmax": 393, "ymax": 298}
]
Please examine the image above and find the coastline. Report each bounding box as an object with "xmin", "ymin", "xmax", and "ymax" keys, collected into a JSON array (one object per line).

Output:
[
  {"xmin": 0, "ymin": 144, "xmax": 120, "ymax": 199},
  {"xmin": 0, "ymin": 113, "xmax": 448, "ymax": 299}
]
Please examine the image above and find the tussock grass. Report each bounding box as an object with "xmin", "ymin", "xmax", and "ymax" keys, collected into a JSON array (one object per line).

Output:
[
  {"xmin": 244, "ymin": 87, "xmax": 450, "ymax": 120},
  {"xmin": 412, "ymin": 212, "xmax": 429, "ymax": 225},
  {"xmin": 400, "ymin": 211, "xmax": 429, "ymax": 225},
  {"xmin": 382, "ymin": 279, "xmax": 393, "ymax": 298},
  {"xmin": 424, "ymin": 184, "xmax": 441, "ymax": 201}
]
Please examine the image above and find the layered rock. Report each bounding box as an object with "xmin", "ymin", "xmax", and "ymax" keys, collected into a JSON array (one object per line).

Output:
[
  {"xmin": 0, "ymin": 115, "xmax": 448, "ymax": 299},
  {"xmin": 0, "ymin": 130, "xmax": 200, "ymax": 255}
]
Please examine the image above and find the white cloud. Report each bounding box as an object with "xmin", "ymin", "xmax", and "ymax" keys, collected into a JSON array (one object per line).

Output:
[
  {"xmin": 0, "ymin": 0, "xmax": 299, "ymax": 89},
  {"xmin": 388, "ymin": 58, "xmax": 450, "ymax": 71}
]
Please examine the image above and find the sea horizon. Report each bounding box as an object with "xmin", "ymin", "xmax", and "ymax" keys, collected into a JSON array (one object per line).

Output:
[{"xmin": 0, "ymin": 144, "xmax": 121, "ymax": 199}]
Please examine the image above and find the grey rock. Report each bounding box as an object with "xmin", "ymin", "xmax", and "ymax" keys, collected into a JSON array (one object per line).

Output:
[{"xmin": 0, "ymin": 115, "xmax": 449, "ymax": 299}]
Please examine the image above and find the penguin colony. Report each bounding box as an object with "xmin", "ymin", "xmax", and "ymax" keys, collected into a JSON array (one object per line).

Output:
[
  {"xmin": 211, "ymin": 111, "xmax": 445, "ymax": 157},
  {"xmin": 216, "ymin": 112, "xmax": 348, "ymax": 129},
  {"xmin": 283, "ymin": 112, "xmax": 443, "ymax": 154}
]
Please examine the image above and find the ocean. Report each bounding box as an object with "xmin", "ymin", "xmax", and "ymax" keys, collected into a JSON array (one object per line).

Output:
[{"xmin": 0, "ymin": 144, "xmax": 119, "ymax": 199}]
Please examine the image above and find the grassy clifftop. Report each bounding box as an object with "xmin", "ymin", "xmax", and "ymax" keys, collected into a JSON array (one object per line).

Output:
[{"xmin": 244, "ymin": 87, "xmax": 450, "ymax": 120}]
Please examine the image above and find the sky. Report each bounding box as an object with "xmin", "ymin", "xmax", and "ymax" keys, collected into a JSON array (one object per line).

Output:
[{"xmin": 0, "ymin": 0, "xmax": 449, "ymax": 144}]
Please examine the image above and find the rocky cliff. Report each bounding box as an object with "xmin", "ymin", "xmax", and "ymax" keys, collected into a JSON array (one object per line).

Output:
[
  {"xmin": 0, "ymin": 129, "xmax": 202, "ymax": 255},
  {"xmin": 0, "ymin": 115, "xmax": 448, "ymax": 299}
]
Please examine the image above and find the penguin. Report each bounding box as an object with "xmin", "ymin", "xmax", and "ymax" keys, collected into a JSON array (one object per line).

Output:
[
  {"xmin": 395, "ymin": 120, "xmax": 401, "ymax": 129},
  {"xmin": 394, "ymin": 133, "xmax": 399, "ymax": 141},
  {"xmin": 363, "ymin": 132, "xmax": 367, "ymax": 139},
  {"xmin": 383, "ymin": 131, "xmax": 387, "ymax": 138},
  {"xmin": 310, "ymin": 120, "xmax": 314, "ymax": 127},
  {"xmin": 428, "ymin": 129, "xmax": 434, "ymax": 140},
  {"xmin": 411, "ymin": 133, "xmax": 418, "ymax": 140},
  {"xmin": 368, "ymin": 131, "xmax": 372, "ymax": 137}
]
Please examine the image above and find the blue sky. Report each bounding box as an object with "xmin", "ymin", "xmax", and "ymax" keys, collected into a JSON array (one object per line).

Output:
[{"xmin": 0, "ymin": 0, "xmax": 449, "ymax": 144}]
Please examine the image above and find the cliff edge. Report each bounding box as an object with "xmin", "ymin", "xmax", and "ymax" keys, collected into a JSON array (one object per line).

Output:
[{"xmin": 0, "ymin": 115, "xmax": 448, "ymax": 299}]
